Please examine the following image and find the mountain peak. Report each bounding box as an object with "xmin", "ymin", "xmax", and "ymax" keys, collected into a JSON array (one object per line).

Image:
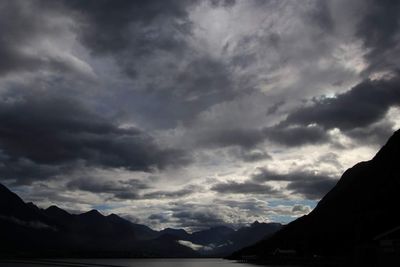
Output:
[
  {"xmin": 106, "ymin": 213, "xmax": 127, "ymax": 223},
  {"xmin": 46, "ymin": 205, "xmax": 63, "ymax": 211},
  {"xmin": 45, "ymin": 205, "xmax": 71, "ymax": 216},
  {"xmin": 26, "ymin": 202, "xmax": 40, "ymax": 211},
  {"xmin": 107, "ymin": 213, "xmax": 120, "ymax": 219},
  {"xmin": 87, "ymin": 209, "xmax": 102, "ymax": 215},
  {"xmin": 80, "ymin": 209, "xmax": 103, "ymax": 218}
]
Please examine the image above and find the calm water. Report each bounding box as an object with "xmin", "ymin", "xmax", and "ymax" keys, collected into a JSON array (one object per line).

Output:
[{"xmin": 0, "ymin": 258, "xmax": 282, "ymax": 267}]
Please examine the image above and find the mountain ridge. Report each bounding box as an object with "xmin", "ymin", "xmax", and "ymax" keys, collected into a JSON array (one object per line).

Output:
[
  {"xmin": 0, "ymin": 183, "xmax": 281, "ymax": 258},
  {"xmin": 230, "ymin": 129, "xmax": 400, "ymax": 265}
]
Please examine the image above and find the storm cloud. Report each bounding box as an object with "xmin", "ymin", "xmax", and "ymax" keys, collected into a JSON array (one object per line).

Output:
[
  {"xmin": 283, "ymin": 76, "xmax": 400, "ymax": 132},
  {"xmin": 264, "ymin": 124, "xmax": 329, "ymax": 147},
  {"xmin": 211, "ymin": 167, "xmax": 337, "ymax": 200},
  {"xmin": 211, "ymin": 180, "xmax": 278, "ymax": 195},
  {"xmin": 0, "ymin": 96, "xmax": 189, "ymax": 184},
  {"xmin": 1, "ymin": 0, "xmax": 400, "ymax": 229},
  {"xmin": 356, "ymin": 0, "xmax": 400, "ymax": 74},
  {"xmin": 64, "ymin": 0, "xmax": 194, "ymax": 56},
  {"xmin": 252, "ymin": 168, "xmax": 338, "ymax": 199},
  {"xmin": 66, "ymin": 178, "xmax": 150, "ymax": 200}
]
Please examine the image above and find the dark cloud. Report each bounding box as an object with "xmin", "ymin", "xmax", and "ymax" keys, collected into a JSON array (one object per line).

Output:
[
  {"xmin": 266, "ymin": 100, "xmax": 285, "ymax": 116},
  {"xmin": 0, "ymin": 96, "xmax": 189, "ymax": 183},
  {"xmin": 66, "ymin": 177, "xmax": 200, "ymax": 200},
  {"xmin": 235, "ymin": 148, "xmax": 271, "ymax": 162},
  {"xmin": 142, "ymin": 185, "xmax": 200, "ymax": 200},
  {"xmin": 148, "ymin": 213, "xmax": 170, "ymax": 224},
  {"xmin": 286, "ymin": 177, "xmax": 337, "ymax": 200},
  {"xmin": 172, "ymin": 210, "xmax": 227, "ymax": 229},
  {"xmin": 306, "ymin": 0, "xmax": 334, "ymax": 34},
  {"xmin": 356, "ymin": 0, "xmax": 400, "ymax": 74},
  {"xmin": 59, "ymin": 0, "xmax": 252, "ymax": 129},
  {"xmin": 166, "ymin": 200, "xmax": 275, "ymax": 230},
  {"xmin": 0, "ymin": 158, "xmax": 62, "ymax": 185},
  {"xmin": 281, "ymin": 76, "xmax": 400, "ymax": 133},
  {"xmin": 264, "ymin": 124, "xmax": 329, "ymax": 147},
  {"xmin": 65, "ymin": 0, "xmax": 235, "ymax": 58},
  {"xmin": 251, "ymin": 168, "xmax": 291, "ymax": 182},
  {"xmin": 0, "ymin": 0, "xmax": 88, "ymax": 76},
  {"xmin": 209, "ymin": 0, "xmax": 236, "ymax": 8},
  {"xmin": 2, "ymin": 0, "xmax": 399, "ymax": 229},
  {"xmin": 65, "ymin": 0, "xmax": 193, "ymax": 56},
  {"xmin": 252, "ymin": 168, "xmax": 337, "ymax": 199},
  {"xmin": 173, "ymin": 57, "xmax": 236, "ymax": 101},
  {"xmin": 125, "ymin": 55, "xmax": 245, "ymax": 128},
  {"xmin": 198, "ymin": 120, "xmax": 328, "ymax": 149},
  {"xmin": 66, "ymin": 178, "xmax": 149, "ymax": 200},
  {"xmin": 12, "ymin": 181, "xmax": 92, "ymax": 206},
  {"xmin": 149, "ymin": 205, "xmax": 246, "ymax": 230},
  {"xmin": 345, "ymin": 120, "xmax": 395, "ymax": 146},
  {"xmin": 198, "ymin": 128, "xmax": 266, "ymax": 148},
  {"xmin": 215, "ymin": 198, "xmax": 268, "ymax": 215},
  {"xmin": 0, "ymin": 0, "xmax": 44, "ymax": 74},
  {"xmin": 64, "ymin": 0, "xmax": 196, "ymax": 90},
  {"xmin": 211, "ymin": 180, "xmax": 278, "ymax": 195}
]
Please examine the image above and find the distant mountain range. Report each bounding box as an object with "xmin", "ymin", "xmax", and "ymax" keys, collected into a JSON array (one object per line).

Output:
[
  {"xmin": 7, "ymin": 130, "xmax": 399, "ymax": 263},
  {"xmin": 230, "ymin": 129, "xmax": 400, "ymax": 265},
  {"xmin": 0, "ymin": 183, "xmax": 281, "ymax": 258}
]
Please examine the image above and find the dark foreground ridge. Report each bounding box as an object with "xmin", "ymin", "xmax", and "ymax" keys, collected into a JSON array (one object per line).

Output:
[
  {"xmin": 0, "ymin": 183, "xmax": 281, "ymax": 258},
  {"xmin": 229, "ymin": 129, "xmax": 400, "ymax": 266}
]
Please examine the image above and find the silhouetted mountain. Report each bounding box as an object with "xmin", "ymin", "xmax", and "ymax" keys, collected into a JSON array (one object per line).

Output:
[
  {"xmin": 0, "ymin": 187, "xmax": 196, "ymax": 257},
  {"xmin": 44, "ymin": 205, "xmax": 72, "ymax": 223},
  {"xmin": 190, "ymin": 226, "xmax": 235, "ymax": 245},
  {"xmin": 159, "ymin": 228, "xmax": 191, "ymax": 240},
  {"xmin": 230, "ymin": 129, "xmax": 400, "ymax": 265},
  {"xmin": 229, "ymin": 221, "xmax": 282, "ymax": 249},
  {"xmin": 143, "ymin": 233, "xmax": 198, "ymax": 257},
  {"xmin": 0, "ymin": 184, "xmax": 54, "ymax": 226},
  {"xmin": 126, "ymin": 222, "xmax": 159, "ymax": 241},
  {"xmin": 0, "ymin": 184, "xmax": 64, "ymax": 257},
  {"xmin": 26, "ymin": 202, "xmax": 41, "ymax": 212},
  {"xmin": 0, "ymin": 183, "xmax": 281, "ymax": 258},
  {"xmin": 186, "ymin": 222, "xmax": 282, "ymax": 257}
]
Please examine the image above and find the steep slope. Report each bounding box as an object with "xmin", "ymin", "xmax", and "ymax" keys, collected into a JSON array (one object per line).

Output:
[
  {"xmin": 230, "ymin": 129, "xmax": 400, "ymax": 264},
  {"xmin": 0, "ymin": 185, "xmax": 64, "ymax": 256},
  {"xmin": 0, "ymin": 184, "xmax": 55, "ymax": 226}
]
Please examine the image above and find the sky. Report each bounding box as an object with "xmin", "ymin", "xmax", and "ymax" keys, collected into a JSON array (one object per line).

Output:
[{"xmin": 1, "ymin": 0, "xmax": 400, "ymax": 231}]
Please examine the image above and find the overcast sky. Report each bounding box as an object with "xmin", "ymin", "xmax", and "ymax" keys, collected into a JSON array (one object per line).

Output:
[{"xmin": 1, "ymin": 0, "xmax": 400, "ymax": 231}]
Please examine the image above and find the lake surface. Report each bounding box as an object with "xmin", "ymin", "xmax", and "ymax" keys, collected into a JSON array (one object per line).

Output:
[{"xmin": 0, "ymin": 258, "xmax": 279, "ymax": 267}]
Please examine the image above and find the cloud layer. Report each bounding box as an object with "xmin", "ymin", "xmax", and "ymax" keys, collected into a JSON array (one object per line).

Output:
[{"xmin": 0, "ymin": 0, "xmax": 399, "ymax": 230}]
